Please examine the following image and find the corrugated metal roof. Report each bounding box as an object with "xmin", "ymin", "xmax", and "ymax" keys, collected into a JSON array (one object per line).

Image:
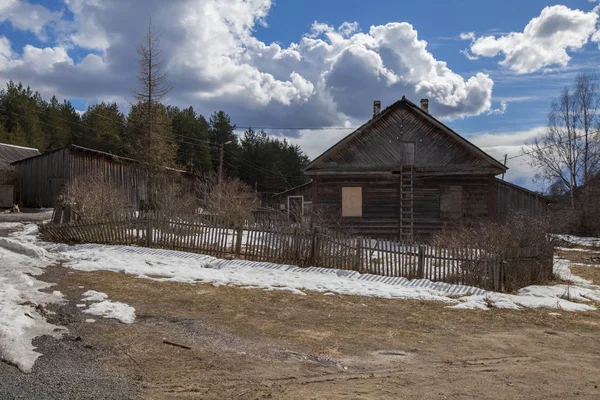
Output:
[{"xmin": 0, "ymin": 143, "xmax": 40, "ymax": 171}]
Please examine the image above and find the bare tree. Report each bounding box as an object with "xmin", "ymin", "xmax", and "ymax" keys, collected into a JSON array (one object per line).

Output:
[
  {"xmin": 526, "ymin": 73, "xmax": 600, "ymax": 208},
  {"xmin": 125, "ymin": 18, "xmax": 177, "ymax": 178},
  {"xmin": 575, "ymin": 73, "xmax": 600, "ymax": 183},
  {"xmin": 133, "ymin": 17, "xmax": 171, "ymax": 130}
]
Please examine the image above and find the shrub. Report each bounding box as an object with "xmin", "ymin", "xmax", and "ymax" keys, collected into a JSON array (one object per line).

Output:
[
  {"xmin": 195, "ymin": 173, "xmax": 258, "ymax": 226},
  {"xmin": 432, "ymin": 213, "xmax": 554, "ymax": 291},
  {"xmin": 60, "ymin": 173, "xmax": 129, "ymax": 220}
]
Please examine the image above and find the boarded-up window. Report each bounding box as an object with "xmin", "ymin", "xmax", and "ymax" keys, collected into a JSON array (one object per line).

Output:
[
  {"xmin": 342, "ymin": 187, "xmax": 362, "ymax": 217},
  {"xmin": 440, "ymin": 186, "xmax": 462, "ymax": 219}
]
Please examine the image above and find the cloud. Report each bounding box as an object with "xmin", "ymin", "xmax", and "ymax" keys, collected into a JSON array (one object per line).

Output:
[
  {"xmin": 0, "ymin": 0, "xmax": 59, "ymax": 38},
  {"xmin": 487, "ymin": 100, "xmax": 507, "ymax": 115},
  {"xmin": 0, "ymin": 0, "xmax": 495, "ymax": 132},
  {"xmin": 465, "ymin": 5, "xmax": 599, "ymax": 74},
  {"xmin": 467, "ymin": 126, "xmax": 546, "ymax": 189},
  {"xmin": 459, "ymin": 32, "xmax": 475, "ymax": 41}
]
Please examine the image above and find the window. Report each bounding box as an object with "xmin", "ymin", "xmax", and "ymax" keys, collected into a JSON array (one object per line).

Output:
[
  {"xmin": 342, "ymin": 187, "xmax": 362, "ymax": 217},
  {"xmin": 440, "ymin": 186, "xmax": 462, "ymax": 219}
]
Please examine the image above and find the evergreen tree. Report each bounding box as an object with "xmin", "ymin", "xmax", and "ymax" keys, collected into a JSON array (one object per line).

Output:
[
  {"xmin": 238, "ymin": 128, "xmax": 309, "ymax": 193},
  {"xmin": 124, "ymin": 102, "xmax": 176, "ymax": 169},
  {"xmin": 168, "ymin": 106, "xmax": 212, "ymax": 174},
  {"xmin": 79, "ymin": 102, "xmax": 125, "ymax": 154},
  {"xmin": 209, "ymin": 110, "xmax": 240, "ymax": 177},
  {"xmin": 0, "ymin": 81, "xmax": 45, "ymax": 149}
]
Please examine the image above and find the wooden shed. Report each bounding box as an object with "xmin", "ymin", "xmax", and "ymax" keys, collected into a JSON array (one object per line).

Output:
[
  {"xmin": 303, "ymin": 97, "xmax": 550, "ymax": 241},
  {"xmin": 0, "ymin": 143, "xmax": 40, "ymax": 207},
  {"xmin": 272, "ymin": 181, "xmax": 313, "ymax": 220},
  {"xmin": 12, "ymin": 145, "xmax": 196, "ymax": 208}
]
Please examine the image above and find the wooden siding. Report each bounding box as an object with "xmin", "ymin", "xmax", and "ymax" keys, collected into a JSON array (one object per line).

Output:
[
  {"xmin": 15, "ymin": 147, "xmax": 196, "ymax": 208},
  {"xmin": 314, "ymin": 174, "xmax": 493, "ymax": 240},
  {"xmin": 271, "ymin": 181, "xmax": 313, "ymax": 209},
  {"xmin": 495, "ymin": 179, "xmax": 549, "ymax": 222},
  {"xmin": 16, "ymin": 147, "xmax": 70, "ymax": 207},
  {"xmin": 306, "ymin": 103, "xmax": 503, "ymax": 174}
]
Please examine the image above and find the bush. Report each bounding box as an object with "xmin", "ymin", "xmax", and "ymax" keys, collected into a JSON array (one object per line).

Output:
[
  {"xmin": 432, "ymin": 213, "xmax": 552, "ymax": 252},
  {"xmin": 195, "ymin": 174, "xmax": 258, "ymax": 225},
  {"xmin": 432, "ymin": 213, "xmax": 554, "ymax": 291},
  {"xmin": 60, "ymin": 173, "xmax": 129, "ymax": 220}
]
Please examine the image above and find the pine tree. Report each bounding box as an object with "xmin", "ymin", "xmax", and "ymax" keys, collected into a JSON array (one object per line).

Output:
[
  {"xmin": 80, "ymin": 102, "xmax": 125, "ymax": 154},
  {"xmin": 168, "ymin": 106, "xmax": 212, "ymax": 174},
  {"xmin": 209, "ymin": 111, "xmax": 239, "ymax": 177}
]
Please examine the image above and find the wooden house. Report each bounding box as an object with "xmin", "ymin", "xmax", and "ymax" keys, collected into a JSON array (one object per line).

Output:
[
  {"xmin": 0, "ymin": 143, "xmax": 40, "ymax": 207},
  {"xmin": 301, "ymin": 97, "xmax": 551, "ymax": 241},
  {"xmin": 12, "ymin": 145, "xmax": 196, "ymax": 208}
]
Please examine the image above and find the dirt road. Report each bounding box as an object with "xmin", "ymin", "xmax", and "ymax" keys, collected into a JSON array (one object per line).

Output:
[{"xmin": 32, "ymin": 254, "xmax": 600, "ymax": 400}]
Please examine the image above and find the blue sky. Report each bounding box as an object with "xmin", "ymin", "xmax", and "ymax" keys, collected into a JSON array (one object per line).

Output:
[{"xmin": 1, "ymin": 0, "xmax": 600, "ymax": 188}]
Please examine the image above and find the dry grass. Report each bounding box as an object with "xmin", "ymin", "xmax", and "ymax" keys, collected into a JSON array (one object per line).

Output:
[
  {"xmin": 42, "ymin": 265, "xmax": 600, "ymax": 400},
  {"xmin": 52, "ymin": 268, "xmax": 600, "ymax": 354},
  {"xmin": 571, "ymin": 265, "xmax": 600, "ymax": 284}
]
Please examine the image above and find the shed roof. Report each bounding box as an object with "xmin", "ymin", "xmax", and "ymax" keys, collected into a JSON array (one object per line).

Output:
[
  {"xmin": 304, "ymin": 97, "xmax": 507, "ymax": 174},
  {"xmin": 0, "ymin": 143, "xmax": 40, "ymax": 171},
  {"xmin": 495, "ymin": 178, "xmax": 554, "ymax": 203},
  {"xmin": 12, "ymin": 145, "xmax": 195, "ymax": 177}
]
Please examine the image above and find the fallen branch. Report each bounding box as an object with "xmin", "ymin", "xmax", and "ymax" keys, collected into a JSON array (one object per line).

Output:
[{"xmin": 162, "ymin": 339, "xmax": 192, "ymax": 350}]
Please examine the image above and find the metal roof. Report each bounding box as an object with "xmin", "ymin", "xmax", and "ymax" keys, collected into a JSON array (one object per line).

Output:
[{"xmin": 0, "ymin": 143, "xmax": 40, "ymax": 171}]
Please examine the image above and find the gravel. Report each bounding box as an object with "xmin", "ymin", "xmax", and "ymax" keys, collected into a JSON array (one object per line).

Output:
[
  {"xmin": 0, "ymin": 335, "xmax": 137, "ymax": 400},
  {"xmin": 0, "ymin": 231, "xmax": 139, "ymax": 400}
]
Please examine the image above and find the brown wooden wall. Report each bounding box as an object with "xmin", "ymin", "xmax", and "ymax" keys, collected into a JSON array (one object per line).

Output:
[
  {"xmin": 314, "ymin": 174, "xmax": 493, "ymax": 240},
  {"xmin": 16, "ymin": 148, "xmax": 70, "ymax": 207},
  {"xmin": 495, "ymin": 179, "xmax": 549, "ymax": 222},
  {"xmin": 15, "ymin": 148, "xmax": 196, "ymax": 208}
]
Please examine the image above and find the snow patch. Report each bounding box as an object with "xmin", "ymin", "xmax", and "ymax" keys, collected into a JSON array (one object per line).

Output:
[
  {"xmin": 83, "ymin": 301, "xmax": 136, "ymax": 324},
  {"xmin": 0, "ymin": 224, "xmax": 64, "ymax": 373},
  {"xmin": 554, "ymin": 234, "xmax": 600, "ymax": 248},
  {"xmin": 0, "ymin": 237, "xmax": 46, "ymax": 259},
  {"xmin": 81, "ymin": 290, "xmax": 108, "ymax": 302}
]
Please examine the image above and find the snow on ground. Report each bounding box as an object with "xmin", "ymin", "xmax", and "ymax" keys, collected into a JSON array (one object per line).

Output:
[
  {"xmin": 81, "ymin": 290, "xmax": 108, "ymax": 302},
  {"xmin": 2, "ymin": 223, "xmax": 600, "ymax": 374},
  {"xmin": 554, "ymin": 235, "xmax": 600, "ymax": 248},
  {"xmin": 83, "ymin": 301, "xmax": 136, "ymax": 324},
  {"xmin": 79, "ymin": 290, "xmax": 136, "ymax": 323},
  {"xmin": 47, "ymin": 242, "xmax": 600, "ymax": 312},
  {"xmin": 0, "ymin": 223, "xmax": 65, "ymax": 373}
]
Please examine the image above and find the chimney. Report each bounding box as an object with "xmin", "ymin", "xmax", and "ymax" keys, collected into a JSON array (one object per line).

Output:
[
  {"xmin": 420, "ymin": 98, "xmax": 429, "ymax": 113},
  {"xmin": 373, "ymin": 100, "xmax": 381, "ymax": 117}
]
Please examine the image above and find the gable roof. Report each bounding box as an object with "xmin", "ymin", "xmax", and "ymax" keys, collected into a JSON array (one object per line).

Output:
[
  {"xmin": 304, "ymin": 97, "xmax": 507, "ymax": 174},
  {"xmin": 0, "ymin": 143, "xmax": 40, "ymax": 171}
]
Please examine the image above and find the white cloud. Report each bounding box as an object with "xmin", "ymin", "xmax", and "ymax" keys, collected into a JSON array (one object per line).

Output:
[
  {"xmin": 468, "ymin": 126, "xmax": 546, "ymax": 188},
  {"xmin": 0, "ymin": 0, "xmax": 59, "ymax": 38},
  {"xmin": 0, "ymin": 0, "xmax": 495, "ymax": 130},
  {"xmin": 487, "ymin": 100, "xmax": 508, "ymax": 115},
  {"xmin": 466, "ymin": 5, "xmax": 599, "ymax": 74},
  {"xmin": 459, "ymin": 32, "xmax": 475, "ymax": 41}
]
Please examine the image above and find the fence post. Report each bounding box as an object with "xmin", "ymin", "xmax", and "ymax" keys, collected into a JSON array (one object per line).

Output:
[
  {"xmin": 309, "ymin": 226, "xmax": 320, "ymax": 265},
  {"xmin": 235, "ymin": 225, "xmax": 243, "ymax": 256},
  {"xmin": 355, "ymin": 237, "xmax": 363, "ymax": 272},
  {"xmin": 417, "ymin": 245, "xmax": 425, "ymax": 279},
  {"xmin": 146, "ymin": 215, "xmax": 153, "ymax": 248}
]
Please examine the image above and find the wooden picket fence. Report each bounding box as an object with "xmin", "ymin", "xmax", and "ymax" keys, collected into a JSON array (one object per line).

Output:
[{"xmin": 41, "ymin": 213, "xmax": 553, "ymax": 292}]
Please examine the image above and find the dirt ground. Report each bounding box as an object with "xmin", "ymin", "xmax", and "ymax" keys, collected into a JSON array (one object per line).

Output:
[{"xmin": 31, "ymin": 248, "xmax": 600, "ymax": 400}]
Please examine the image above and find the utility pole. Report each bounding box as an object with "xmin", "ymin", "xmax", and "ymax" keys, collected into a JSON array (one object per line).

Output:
[
  {"xmin": 218, "ymin": 140, "xmax": 232, "ymax": 185},
  {"xmin": 219, "ymin": 143, "xmax": 225, "ymax": 185},
  {"xmin": 502, "ymin": 154, "xmax": 507, "ymax": 181}
]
